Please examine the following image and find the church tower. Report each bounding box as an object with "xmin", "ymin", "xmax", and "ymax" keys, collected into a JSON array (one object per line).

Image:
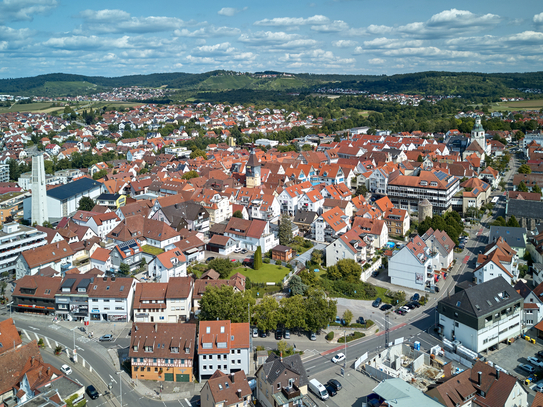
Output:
[
  {"xmin": 471, "ymin": 116, "xmax": 489, "ymax": 155},
  {"xmin": 31, "ymin": 154, "xmax": 48, "ymax": 226},
  {"xmin": 246, "ymin": 148, "xmax": 261, "ymax": 188}
]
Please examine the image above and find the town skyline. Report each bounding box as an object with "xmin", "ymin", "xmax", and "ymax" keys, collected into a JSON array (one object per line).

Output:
[{"xmin": 1, "ymin": 0, "xmax": 543, "ymax": 78}]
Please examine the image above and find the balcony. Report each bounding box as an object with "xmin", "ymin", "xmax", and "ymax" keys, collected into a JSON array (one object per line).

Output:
[{"xmin": 282, "ymin": 385, "xmax": 301, "ymax": 400}]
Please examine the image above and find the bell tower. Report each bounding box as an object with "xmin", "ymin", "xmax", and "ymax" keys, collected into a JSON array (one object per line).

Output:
[
  {"xmin": 246, "ymin": 148, "xmax": 261, "ymax": 188},
  {"xmin": 471, "ymin": 116, "xmax": 488, "ymax": 154}
]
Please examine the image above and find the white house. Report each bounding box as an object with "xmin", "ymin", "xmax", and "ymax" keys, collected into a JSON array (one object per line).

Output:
[
  {"xmin": 312, "ymin": 206, "xmax": 350, "ymax": 243},
  {"xmin": 15, "ymin": 240, "xmax": 74, "ymax": 280},
  {"xmin": 133, "ymin": 277, "xmax": 193, "ymax": 323},
  {"xmin": 148, "ymin": 248, "xmax": 188, "ymax": 283},
  {"xmin": 88, "ymin": 276, "xmax": 138, "ymax": 323},
  {"xmin": 89, "ymin": 247, "xmax": 112, "ymax": 273},
  {"xmin": 223, "ymin": 218, "xmax": 279, "ymax": 252},
  {"xmin": 325, "ymin": 226, "xmax": 368, "ymax": 267},
  {"xmin": 437, "ymin": 277, "xmax": 523, "ymax": 353},
  {"xmin": 474, "ymin": 237, "xmax": 519, "ymax": 285},
  {"xmin": 298, "ymin": 189, "xmax": 325, "ymax": 214}
]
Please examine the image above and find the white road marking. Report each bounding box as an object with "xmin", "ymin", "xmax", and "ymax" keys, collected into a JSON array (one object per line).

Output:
[{"xmin": 28, "ymin": 326, "xmax": 40, "ymax": 330}]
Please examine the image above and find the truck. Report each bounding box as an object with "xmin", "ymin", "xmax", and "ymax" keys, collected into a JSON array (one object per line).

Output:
[{"xmin": 309, "ymin": 379, "xmax": 329, "ymax": 401}]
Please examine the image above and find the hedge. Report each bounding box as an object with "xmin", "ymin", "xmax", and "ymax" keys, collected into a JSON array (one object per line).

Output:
[
  {"xmin": 337, "ymin": 331, "xmax": 365, "ymax": 343},
  {"xmin": 325, "ymin": 332, "xmax": 334, "ymax": 341}
]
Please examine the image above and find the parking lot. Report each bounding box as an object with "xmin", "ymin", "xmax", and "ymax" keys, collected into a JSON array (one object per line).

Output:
[
  {"xmin": 486, "ymin": 335, "xmax": 543, "ymax": 399},
  {"xmin": 307, "ymin": 366, "xmax": 379, "ymax": 407}
]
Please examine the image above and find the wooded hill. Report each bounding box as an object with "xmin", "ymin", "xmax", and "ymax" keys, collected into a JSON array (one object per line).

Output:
[{"xmin": 1, "ymin": 70, "xmax": 543, "ymax": 98}]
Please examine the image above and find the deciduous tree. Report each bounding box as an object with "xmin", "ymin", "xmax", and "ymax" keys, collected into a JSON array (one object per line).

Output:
[
  {"xmin": 253, "ymin": 296, "xmax": 280, "ymax": 332},
  {"xmin": 199, "ymin": 285, "xmax": 255, "ymax": 323},
  {"xmin": 279, "ymin": 295, "xmax": 307, "ymax": 331},
  {"xmin": 78, "ymin": 196, "xmax": 95, "ymax": 211}
]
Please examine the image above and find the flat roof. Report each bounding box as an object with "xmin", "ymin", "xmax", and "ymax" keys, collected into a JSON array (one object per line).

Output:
[{"xmin": 47, "ymin": 178, "xmax": 102, "ymax": 201}]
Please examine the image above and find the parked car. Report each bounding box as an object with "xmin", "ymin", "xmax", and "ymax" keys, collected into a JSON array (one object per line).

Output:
[
  {"xmin": 400, "ymin": 306, "xmax": 411, "ymax": 313},
  {"xmin": 327, "ymin": 379, "xmax": 342, "ymax": 392},
  {"xmin": 234, "ymin": 248, "xmax": 241, "ymax": 253},
  {"xmin": 356, "ymin": 316, "xmax": 365, "ymax": 325},
  {"xmin": 310, "ymin": 332, "xmax": 317, "ymax": 341},
  {"xmin": 534, "ymin": 383, "xmax": 543, "ymax": 393},
  {"xmin": 407, "ymin": 301, "xmax": 420, "ymax": 309},
  {"xmin": 284, "ymin": 329, "xmax": 290, "ymax": 339},
  {"xmin": 372, "ymin": 298, "xmax": 382, "ymax": 308},
  {"xmin": 395, "ymin": 308, "xmax": 406, "ymax": 315},
  {"xmin": 332, "ymin": 353, "xmax": 346, "ymax": 364},
  {"xmin": 86, "ymin": 385, "xmax": 99, "ymax": 400},
  {"xmin": 241, "ymin": 249, "xmax": 248, "ymax": 254},
  {"xmin": 60, "ymin": 365, "xmax": 72, "ymax": 375},
  {"xmin": 537, "ymin": 350, "xmax": 543, "ymax": 360},
  {"xmin": 99, "ymin": 334, "xmax": 113, "ymax": 342},
  {"xmin": 519, "ymin": 364, "xmax": 536, "ymax": 374},
  {"xmin": 380, "ymin": 304, "xmax": 392, "ymax": 311},
  {"xmin": 404, "ymin": 303, "xmax": 416, "ymax": 310},
  {"xmin": 334, "ymin": 316, "xmax": 342, "ymax": 324},
  {"xmin": 325, "ymin": 384, "xmax": 337, "ymax": 397},
  {"xmin": 259, "ymin": 330, "xmax": 267, "ymax": 338},
  {"xmin": 275, "ymin": 329, "xmax": 283, "ymax": 340},
  {"xmin": 206, "ymin": 257, "xmax": 215, "ymax": 262},
  {"xmin": 528, "ymin": 357, "xmax": 543, "ymax": 368},
  {"xmin": 252, "ymin": 328, "xmax": 258, "ymax": 338},
  {"xmin": 411, "ymin": 293, "xmax": 420, "ymax": 302}
]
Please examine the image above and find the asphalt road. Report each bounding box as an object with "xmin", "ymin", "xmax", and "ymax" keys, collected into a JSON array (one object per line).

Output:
[{"xmin": 2, "ymin": 314, "xmax": 198, "ymax": 407}]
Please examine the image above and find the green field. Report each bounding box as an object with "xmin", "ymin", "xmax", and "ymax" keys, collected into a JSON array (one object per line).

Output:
[
  {"xmin": 491, "ymin": 99, "xmax": 543, "ymax": 112},
  {"xmin": 0, "ymin": 102, "xmax": 63, "ymax": 114},
  {"xmin": 230, "ymin": 264, "xmax": 290, "ymax": 284}
]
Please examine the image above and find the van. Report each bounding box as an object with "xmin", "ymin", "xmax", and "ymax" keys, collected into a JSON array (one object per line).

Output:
[{"xmin": 309, "ymin": 379, "xmax": 329, "ymax": 400}]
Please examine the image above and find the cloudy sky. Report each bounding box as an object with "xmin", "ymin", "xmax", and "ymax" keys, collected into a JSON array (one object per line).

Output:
[{"xmin": 1, "ymin": 0, "xmax": 543, "ymax": 78}]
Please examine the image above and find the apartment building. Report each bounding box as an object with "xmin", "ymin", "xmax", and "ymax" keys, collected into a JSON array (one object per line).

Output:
[
  {"xmin": 437, "ymin": 278, "xmax": 523, "ymax": 352},
  {"xmin": 200, "ymin": 370, "xmax": 252, "ymax": 407},
  {"xmin": 14, "ymin": 240, "xmax": 74, "ymax": 280},
  {"xmin": 387, "ymin": 169, "xmax": 460, "ymax": 213},
  {"xmin": 88, "ymin": 276, "xmax": 137, "ymax": 322},
  {"xmin": 0, "ymin": 222, "xmax": 47, "ymax": 278},
  {"xmin": 198, "ymin": 320, "xmax": 250, "ymax": 381},
  {"xmin": 133, "ymin": 277, "xmax": 193, "ymax": 323},
  {"xmin": 312, "ymin": 206, "xmax": 349, "ymax": 243}
]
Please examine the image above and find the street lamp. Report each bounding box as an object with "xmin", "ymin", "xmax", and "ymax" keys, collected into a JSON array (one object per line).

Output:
[
  {"xmin": 70, "ymin": 327, "xmax": 77, "ymax": 363},
  {"xmin": 7, "ymin": 301, "xmax": 12, "ymax": 319},
  {"xmin": 109, "ymin": 372, "xmax": 123, "ymax": 407}
]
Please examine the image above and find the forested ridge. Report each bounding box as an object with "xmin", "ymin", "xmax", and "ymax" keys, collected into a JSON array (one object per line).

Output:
[{"xmin": 2, "ymin": 70, "xmax": 543, "ymax": 98}]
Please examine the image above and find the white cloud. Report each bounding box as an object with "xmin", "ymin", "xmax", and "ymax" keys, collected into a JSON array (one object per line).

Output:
[
  {"xmin": 254, "ymin": 15, "xmax": 329, "ymax": 26},
  {"xmin": 77, "ymin": 9, "xmax": 197, "ymax": 34},
  {"xmin": 311, "ymin": 20, "xmax": 349, "ymax": 33},
  {"xmin": 332, "ymin": 39, "xmax": 357, "ymax": 48},
  {"xmin": 43, "ymin": 35, "xmax": 170, "ymax": 51},
  {"xmin": 174, "ymin": 26, "xmax": 240, "ymax": 38},
  {"xmin": 363, "ymin": 37, "xmax": 424, "ymax": 49},
  {"xmin": 363, "ymin": 9, "xmax": 502, "ymax": 40},
  {"xmin": 218, "ymin": 7, "xmax": 243, "ymax": 17},
  {"xmin": 0, "ymin": 0, "xmax": 58, "ymax": 22},
  {"xmin": 239, "ymin": 31, "xmax": 301, "ymax": 44},
  {"xmin": 79, "ymin": 9, "xmax": 130, "ymax": 22},
  {"xmin": 0, "ymin": 25, "xmax": 34, "ymax": 41},
  {"xmin": 368, "ymin": 58, "xmax": 384, "ymax": 65},
  {"xmin": 535, "ymin": 12, "xmax": 543, "ymax": 25},
  {"xmin": 278, "ymin": 48, "xmax": 355, "ymax": 69}
]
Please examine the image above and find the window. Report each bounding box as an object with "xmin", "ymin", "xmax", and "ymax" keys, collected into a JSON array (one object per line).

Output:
[
  {"xmin": 277, "ymin": 383, "xmax": 281, "ymax": 390},
  {"xmin": 237, "ymin": 349, "xmax": 241, "ymax": 354},
  {"xmin": 454, "ymin": 322, "xmax": 459, "ymax": 327},
  {"xmin": 238, "ymin": 359, "xmax": 241, "ymax": 365},
  {"xmin": 104, "ymin": 299, "xmax": 110, "ymax": 302}
]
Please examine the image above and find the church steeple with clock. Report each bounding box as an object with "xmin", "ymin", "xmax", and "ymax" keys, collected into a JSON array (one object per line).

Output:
[{"xmin": 246, "ymin": 147, "xmax": 261, "ymax": 188}]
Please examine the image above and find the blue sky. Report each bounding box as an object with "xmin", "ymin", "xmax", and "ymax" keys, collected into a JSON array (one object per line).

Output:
[{"xmin": 1, "ymin": 0, "xmax": 543, "ymax": 78}]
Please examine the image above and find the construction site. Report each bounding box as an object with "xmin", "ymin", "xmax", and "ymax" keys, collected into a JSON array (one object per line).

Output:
[{"xmin": 361, "ymin": 343, "xmax": 448, "ymax": 392}]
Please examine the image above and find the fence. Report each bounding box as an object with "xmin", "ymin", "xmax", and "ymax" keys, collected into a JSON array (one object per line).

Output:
[
  {"xmin": 444, "ymin": 350, "xmax": 474, "ymax": 368},
  {"xmin": 360, "ymin": 257, "xmax": 382, "ymax": 282}
]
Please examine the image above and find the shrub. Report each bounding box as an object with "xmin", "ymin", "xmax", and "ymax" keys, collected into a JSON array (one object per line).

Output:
[
  {"xmin": 54, "ymin": 345, "xmax": 62, "ymax": 355},
  {"xmin": 365, "ymin": 320, "xmax": 375, "ymax": 328},
  {"xmin": 337, "ymin": 331, "xmax": 365, "ymax": 343},
  {"xmin": 263, "ymin": 258, "xmax": 270, "ymax": 264},
  {"xmin": 325, "ymin": 332, "xmax": 334, "ymax": 341},
  {"xmin": 349, "ymin": 323, "xmax": 365, "ymax": 328},
  {"xmin": 256, "ymin": 346, "xmax": 265, "ymax": 351}
]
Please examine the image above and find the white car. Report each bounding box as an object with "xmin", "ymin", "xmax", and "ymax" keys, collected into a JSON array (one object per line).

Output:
[
  {"xmin": 400, "ymin": 306, "xmax": 411, "ymax": 313},
  {"xmin": 60, "ymin": 364, "xmax": 72, "ymax": 375},
  {"xmin": 528, "ymin": 357, "xmax": 543, "ymax": 368},
  {"xmin": 252, "ymin": 328, "xmax": 258, "ymax": 338},
  {"xmin": 234, "ymin": 248, "xmax": 241, "ymax": 253},
  {"xmin": 332, "ymin": 353, "xmax": 346, "ymax": 364},
  {"xmin": 534, "ymin": 383, "xmax": 543, "ymax": 393}
]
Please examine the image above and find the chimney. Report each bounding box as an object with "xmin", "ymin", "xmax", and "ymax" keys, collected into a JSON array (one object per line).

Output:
[
  {"xmin": 496, "ymin": 369, "xmax": 500, "ymax": 380},
  {"xmin": 154, "ymin": 323, "xmax": 157, "ymax": 332},
  {"xmin": 230, "ymin": 373, "xmax": 235, "ymax": 383},
  {"xmin": 47, "ymin": 367, "xmax": 50, "ymax": 375},
  {"xmin": 477, "ymin": 371, "xmax": 482, "ymax": 386},
  {"xmin": 31, "ymin": 356, "xmax": 35, "ymax": 366},
  {"xmin": 236, "ymin": 389, "xmax": 242, "ymax": 398}
]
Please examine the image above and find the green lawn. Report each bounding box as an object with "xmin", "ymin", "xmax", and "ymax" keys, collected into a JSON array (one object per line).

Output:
[
  {"xmin": 140, "ymin": 245, "xmax": 165, "ymax": 255},
  {"xmin": 230, "ymin": 264, "xmax": 291, "ymax": 284}
]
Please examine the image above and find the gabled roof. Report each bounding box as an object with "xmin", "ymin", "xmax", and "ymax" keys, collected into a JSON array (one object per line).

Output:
[
  {"xmin": 206, "ymin": 370, "xmax": 252, "ymax": 405},
  {"xmin": 439, "ymin": 276, "xmax": 522, "ymax": 318},
  {"xmin": 21, "ymin": 240, "xmax": 74, "ymax": 269}
]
